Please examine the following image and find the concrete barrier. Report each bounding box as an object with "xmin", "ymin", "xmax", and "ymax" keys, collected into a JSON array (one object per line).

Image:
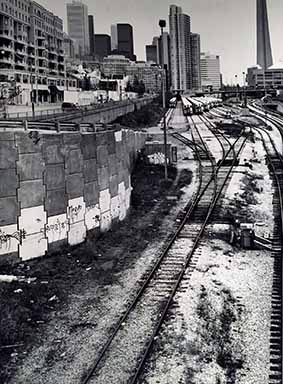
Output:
[{"xmin": 0, "ymin": 128, "xmax": 145, "ymax": 264}]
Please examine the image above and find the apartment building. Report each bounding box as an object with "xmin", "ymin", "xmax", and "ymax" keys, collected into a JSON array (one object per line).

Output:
[
  {"xmin": 169, "ymin": 5, "xmax": 192, "ymax": 91},
  {"xmin": 0, "ymin": 0, "xmax": 76, "ymax": 105},
  {"xmin": 200, "ymin": 52, "xmax": 221, "ymax": 91}
]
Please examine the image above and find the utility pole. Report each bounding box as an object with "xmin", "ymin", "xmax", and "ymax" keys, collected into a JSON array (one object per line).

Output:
[{"xmin": 159, "ymin": 19, "xmax": 168, "ymax": 181}]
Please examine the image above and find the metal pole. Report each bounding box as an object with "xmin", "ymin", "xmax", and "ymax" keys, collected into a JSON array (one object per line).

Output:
[
  {"xmin": 162, "ymin": 68, "xmax": 168, "ymax": 181},
  {"xmin": 31, "ymin": 73, "xmax": 35, "ymax": 118}
]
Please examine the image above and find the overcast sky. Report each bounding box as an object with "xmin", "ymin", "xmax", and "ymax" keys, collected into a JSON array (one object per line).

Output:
[{"xmin": 42, "ymin": 0, "xmax": 283, "ymax": 84}]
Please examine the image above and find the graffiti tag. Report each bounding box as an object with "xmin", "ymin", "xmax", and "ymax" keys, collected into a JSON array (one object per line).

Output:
[
  {"xmin": 28, "ymin": 131, "xmax": 40, "ymax": 145},
  {"xmin": 68, "ymin": 205, "xmax": 83, "ymax": 223},
  {"xmin": 0, "ymin": 229, "xmax": 27, "ymax": 250}
]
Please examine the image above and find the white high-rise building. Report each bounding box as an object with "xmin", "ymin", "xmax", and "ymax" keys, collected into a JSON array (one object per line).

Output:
[
  {"xmin": 67, "ymin": 1, "xmax": 90, "ymax": 57},
  {"xmin": 169, "ymin": 5, "xmax": 192, "ymax": 91},
  {"xmin": 200, "ymin": 52, "xmax": 221, "ymax": 91}
]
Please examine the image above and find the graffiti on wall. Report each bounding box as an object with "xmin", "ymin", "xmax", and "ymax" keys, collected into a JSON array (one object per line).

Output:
[
  {"xmin": 67, "ymin": 204, "xmax": 83, "ymax": 223},
  {"xmin": 0, "ymin": 228, "xmax": 27, "ymax": 250}
]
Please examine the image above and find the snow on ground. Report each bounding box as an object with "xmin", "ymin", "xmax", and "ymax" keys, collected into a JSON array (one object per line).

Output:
[
  {"xmin": 142, "ymin": 120, "xmax": 274, "ymax": 384},
  {"xmin": 192, "ymin": 115, "xmax": 224, "ymax": 163},
  {"xmin": 10, "ymin": 100, "xmax": 200, "ymax": 384}
]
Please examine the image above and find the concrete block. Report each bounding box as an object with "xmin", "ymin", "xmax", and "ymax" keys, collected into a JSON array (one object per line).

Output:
[
  {"xmin": 44, "ymin": 164, "xmax": 65, "ymax": 190},
  {"xmin": 118, "ymin": 182, "xmax": 126, "ymax": 221},
  {"xmin": 66, "ymin": 173, "xmax": 84, "ymax": 199},
  {"xmin": 19, "ymin": 232, "xmax": 47, "ymax": 260},
  {"xmin": 0, "ymin": 132, "xmax": 15, "ymax": 141},
  {"xmin": 81, "ymin": 135, "xmax": 97, "ymax": 159},
  {"xmin": 109, "ymin": 175, "xmax": 118, "ymax": 197},
  {"xmin": 99, "ymin": 189, "xmax": 111, "ymax": 213},
  {"xmin": 63, "ymin": 132, "xmax": 81, "ymax": 148},
  {"xmin": 85, "ymin": 204, "xmax": 100, "ymax": 231},
  {"xmin": 110, "ymin": 196, "xmax": 120, "ymax": 220},
  {"xmin": 18, "ymin": 180, "xmax": 45, "ymax": 209},
  {"xmin": 19, "ymin": 205, "xmax": 46, "ymax": 235},
  {"xmin": 15, "ymin": 132, "xmax": 42, "ymax": 154},
  {"xmin": 116, "ymin": 142, "xmax": 123, "ymax": 160},
  {"xmin": 108, "ymin": 154, "xmax": 117, "ymax": 176},
  {"xmin": 83, "ymin": 158, "xmax": 98, "ymax": 183},
  {"xmin": 42, "ymin": 135, "xmax": 63, "ymax": 146},
  {"xmin": 97, "ymin": 145, "xmax": 109, "ymax": 166},
  {"xmin": 45, "ymin": 189, "xmax": 67, "ymax": 216},
  {"xmin": 0, "ymin": 224, "xmax": 19, "ymax": 256},
  {"xmin": 84, "ymin": 181, "xmax": 99, "ymax": 206},
  {"xmin": 124, "ymin": 173, "xmax": 130, "ymax": 188},
  {"xmin": 0, "ymin": 169, "xmax": 18, "ymax": 197},
  {"xmin": 42, "ymin": 144, "xmax": 64, "ymax": 164},
  {"xmin": 97, "ymin": 166, "xmax": 109, "ymax": 190},
  {"xmin": 66, "ymin": 149, "xmax": 83, "ymax": 174},
  {"xmin": 107, "ymin": 132, "xmax": 116, "ymax": 154},
  {"xmin": 125, "ymin": 187, "xmax": 131, "ymax": 210},
  {"xmin": 45, "ymin": 213, "xmax": 69, "ymax": 244},
  {"xmin": 67, "ymin": 196, "xmax": 85, "ymax": 224},
  {"xmin": 115, "ymin": 131, "xmax": 122, "ymax": 142},
  {"xmin": 17, "ymin": 153, "xmax": 44, "ymax": 181},
  {"xmin": 0, "ymin": 141, "xmax": 17, "ymax": 169},
  {"xmin": 96, "ymin": 132, "xmax": 108, "ymax": 146},
  {"xmin": 100, "ymin": 210, "xmax": 112, "ymax": 232},
  {"xmin": 68, "ymin": 221, "xmax": 86, "ymax": 246},
  {"xmin": 0, "ymin": 197, "xmax": 18, "ymax": 226}
]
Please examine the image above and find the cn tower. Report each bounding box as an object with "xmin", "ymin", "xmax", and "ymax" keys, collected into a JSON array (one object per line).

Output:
[{"xmin": 257, "ymin": 0, "xmax": 273, "ymax": 70}]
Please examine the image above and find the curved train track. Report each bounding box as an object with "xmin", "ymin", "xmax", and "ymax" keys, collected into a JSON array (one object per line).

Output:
[{"xmin": 79, "ymin": 108, "xmax": 248, "ymax": 384}]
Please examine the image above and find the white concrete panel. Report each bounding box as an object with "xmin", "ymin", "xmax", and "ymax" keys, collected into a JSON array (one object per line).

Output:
[
  {"xmin": 85, "ymin": 204, "xmax": 100, "ymax": 231},
  {"xmin": 118, "ymin": 182, "xmax": 127, "ymax": 221},
  {"xmin": 45, "ymin": 214, "xmax": 69, "ymax": 244},
  {"xmin": 19, "ymin": 205, "xmax": 46, "ymax": 235},
  {"xmin": 0, "ymin": 224, "xmax": 19, "ymax": 255},
  {"xmin": 100, "ymin": 210, "xmax": 112, "ymax": 232},
  {"xmin": 110, "ymin": 196, "xmax": 120, "ymax": 220},
  {"xmin": 125, "ymin": 187, "xmax": 131, "ymax": 210},
  {"xmin": 19, "ymin": 232, "xmax": 48, "ymax": 261},
  {"xmin": 99, "ymin": 189, "xmax": 111, "ymax": 213},
  {"xmin": 115, "ymin": 131, "xmax": 122, "ymax": 142},
  {"xmin": 68, "ymin": 221, "xmax": 86, "ymax": 246},
  {"xmin": 118, "ymin": 182, "xmax": 126, "ymax": 199},
  {"xmin": 67, "ymin": 197, "xmax": 86, "ymax": 224}
]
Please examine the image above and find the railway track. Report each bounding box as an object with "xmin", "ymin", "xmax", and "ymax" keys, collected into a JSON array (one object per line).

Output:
[
  {"xmin": 79, "ymin": 109, "xmax": 248, "ymax": 384},
  {"xmin": 251, "ymin": 125, "xmax": 283, "ymax": 384}
]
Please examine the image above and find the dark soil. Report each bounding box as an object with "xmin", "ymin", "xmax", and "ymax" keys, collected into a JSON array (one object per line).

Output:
[
  {"xmin": 0, "ymin": 161, "xmax": 193, "ymax": 383},
  {"xmin": 114, "ymin": 101, "xmax": 166, "ymax": 129}
]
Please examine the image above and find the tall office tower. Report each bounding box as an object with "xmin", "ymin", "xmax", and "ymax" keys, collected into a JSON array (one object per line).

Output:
[
  {"xmin": 200, "ymin": 52, "xmax": 221, "ymax": 91},
  {"xmin": 257, "ymin": 0, "xmax": 273, "ymax": 70},
  {"xmin": 111, "ymin": 24, "xmax": 135, "ymax": 61},
  {"xmin": 169, "ymin": 5, "xmax": 192, "ymax": 91},
  {"xmin": 67, "ymin": 1, "xmax": 90, "ymax": 57},
  {"xmin": 146, "ymin": 44, "xmax": 158, "ymax": 63},
  {"xmin": 95, "ymin": 34, "xmax": 111, "ymax": 60},
  {"xmin": 190, "ymin": 33, "xmax": 201, "ymax": 90},
  {"xmin": 88, "ymin": 15, "xmax": 95, "ymax": 56}
]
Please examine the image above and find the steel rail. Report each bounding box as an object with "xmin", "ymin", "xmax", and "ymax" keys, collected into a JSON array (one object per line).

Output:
[
  {"xmin": 129, "ymin": 131, "xmax": 248, "ymax": 384},
  {"xmin": 80, "ymin": 110, "xmax": 216, "ymax": 384}
]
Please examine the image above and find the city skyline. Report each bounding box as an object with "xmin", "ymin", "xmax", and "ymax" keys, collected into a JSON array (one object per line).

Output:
[{"xmin": 30, "ymin": 0, "xmax": 283, "ymax": 84}]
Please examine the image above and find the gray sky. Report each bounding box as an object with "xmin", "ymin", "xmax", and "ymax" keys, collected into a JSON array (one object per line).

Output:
[{"xmin": 42, "ymin": 0, "xmax": 283, "ymax": 84}]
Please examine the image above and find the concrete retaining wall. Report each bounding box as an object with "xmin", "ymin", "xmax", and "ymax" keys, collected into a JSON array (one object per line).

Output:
[
  {"xmin": 61, "ymin": 97, "xmax": 152, "ymax": 124},
  {"xmin": 0, "ymin": 128, "xmax": 145, "ymax": 263}
]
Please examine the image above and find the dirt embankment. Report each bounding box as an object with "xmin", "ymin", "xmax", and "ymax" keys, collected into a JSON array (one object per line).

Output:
[
  {"xmin": 0, "ymin": 161, "xmax": 192, "ymax": 383},
  {"xmin": 114, "ymin": 100, "xmax": 166, "ymax": 129}
]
